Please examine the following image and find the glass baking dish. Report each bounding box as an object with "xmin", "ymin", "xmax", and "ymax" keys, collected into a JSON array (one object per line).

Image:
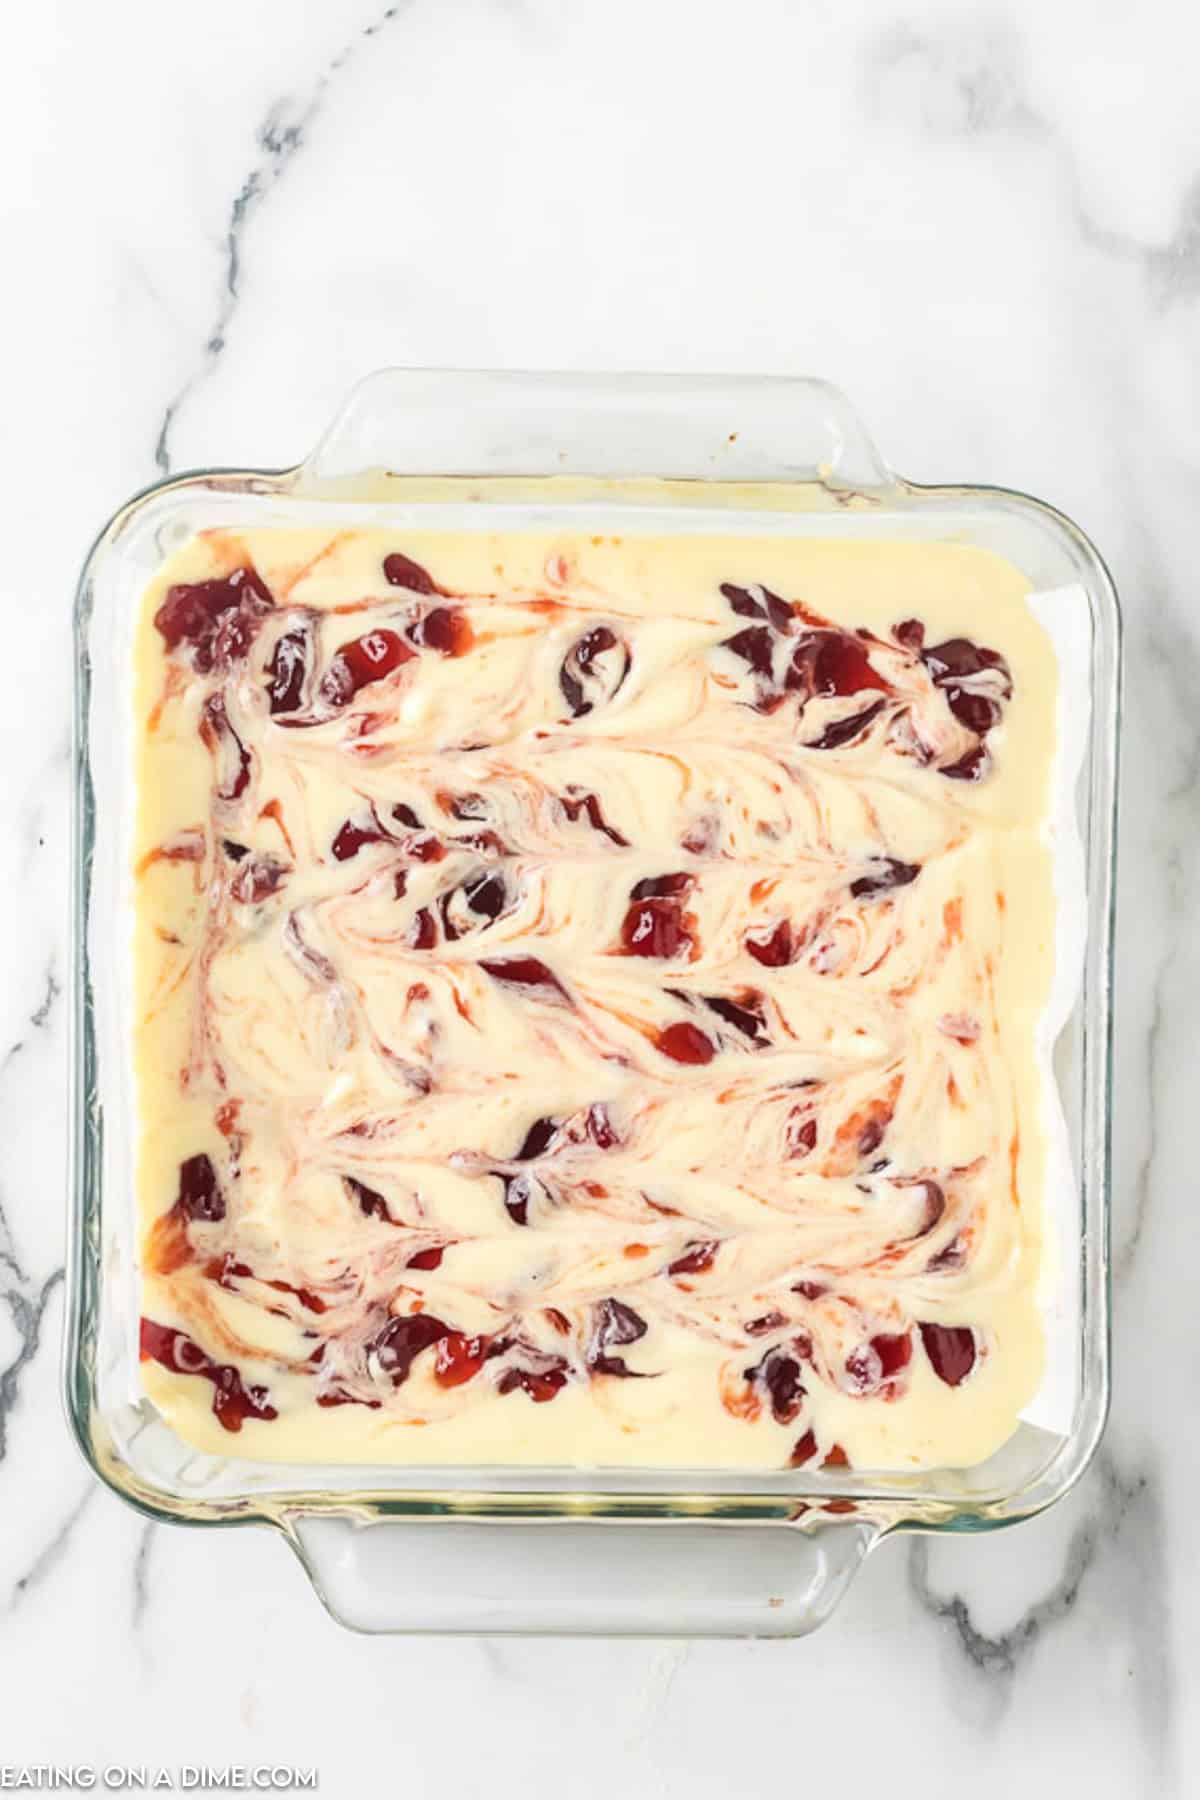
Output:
[{"xmin": 65, "ymin": 370, "xmax": 1119, "ymax": 1636}]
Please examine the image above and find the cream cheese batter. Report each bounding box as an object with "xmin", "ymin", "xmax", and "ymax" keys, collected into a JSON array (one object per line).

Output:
[{"xmin": 132, "ymin": 521, "xmax": 1058, "ymax": 1470}]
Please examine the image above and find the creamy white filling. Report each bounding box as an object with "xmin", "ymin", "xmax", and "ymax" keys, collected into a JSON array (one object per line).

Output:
[{"xmin": 131, "ymin": 525, "xmax": 1063, "ymax": 1471}]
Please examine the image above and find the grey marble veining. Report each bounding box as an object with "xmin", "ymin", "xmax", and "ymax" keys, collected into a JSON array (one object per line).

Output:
[
  {"xmin": 155, "ymin": 1, "xmax": 408, "ymax": 476},
  {"xmin": 3, "ymin": 0, "xmax": 1196, "ymax": 1791}
]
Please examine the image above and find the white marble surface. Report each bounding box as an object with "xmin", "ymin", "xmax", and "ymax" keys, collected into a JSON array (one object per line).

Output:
[{"xmin": 2, "ymin": 0, "xmax": 1192, "ymax": 1790}]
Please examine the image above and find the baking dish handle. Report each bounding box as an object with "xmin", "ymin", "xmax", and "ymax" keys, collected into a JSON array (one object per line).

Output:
[
  {"xmin": 299, "ymin": 368, "xmax": 894, "ymax": 492},
  {"xmin": 281, "ymin": 1513, "xmax": 880, "ymax": 1637}
]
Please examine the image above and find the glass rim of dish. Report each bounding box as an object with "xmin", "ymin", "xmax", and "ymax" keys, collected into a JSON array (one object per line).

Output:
[{"xmin": 64, "ymin": 369, "xmax": 1119, "ymax": 1547}]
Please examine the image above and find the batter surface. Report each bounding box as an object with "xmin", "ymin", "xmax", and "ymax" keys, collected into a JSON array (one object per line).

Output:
[{"xmin": 133, "ymin": 521, "xmax": 1058, "ymax": 1469}]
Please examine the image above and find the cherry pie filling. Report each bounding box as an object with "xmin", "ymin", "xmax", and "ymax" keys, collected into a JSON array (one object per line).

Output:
[{"xmin": 134, "ymin": 532, "xmax": 1051, "ymax": 1471}]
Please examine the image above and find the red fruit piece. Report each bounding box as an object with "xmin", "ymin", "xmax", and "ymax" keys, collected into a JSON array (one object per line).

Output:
[
  {"xmin": 893, "ymin": 618, "xmax": 925, "ymax": 652},
  {"xmin": 923, "ymin": 637, "xmax": 1010, "ymax": 688},
  {"xmin": 919, "ymin": 637, "xmax": 1013, "ymax": 779},
  {"xmin": 765, "ymin": 1354, "xmax": 806, "ymax": 1422},
  {"xmin": 944, "ymin": 689, "xmax": 1001, "ymax": 736},
  {"xmin": 139, "ymin": 1318, "xmax": 276, "ymax": 1432},
  {"xmin": 745, "ymin": 1347, "xmax": 806, "ymax": 1423},
  {"xmin": 331, "ymin": 816, "xmax": 390, "ymax": 861},
  {"xmin": 746, "ymin": 919, "xmax": 794, "ymax": 968},
  {"xmin": 621, "ymin": 897, "xmax": 694, "ymax": 959},
  {"xmin": 155, "ymin": 566, "xmax": 273, "ymax": 674},
  {"xmin": 319, "ymin": 630, "xmax": 414, "ymax": 708},
  {"xmin": 402, "ymin": 833, "xmax": 447, "ymax": 864},
  {"xmin": 266, "ymin": 625, "xmax": 311, "ymax": 713},
  {"xmin": 588, "ymin": 1298, "xmax": 649, "ymax": 1377},
  {"xmin": 497, "ymin": 1361, "xmax": 569, "ymax": 1403},
  {"xmin": 439, "ymin": 869, "xmax": 508, "ymax": 941},
  {"xmin": 702, "ymin": 991, "xmax": 768, "ymax": 1045},
  {"xmin": 515, "ymin": 1116, "xmax": 560, "ymax": 1160},
  {"xmin": 345, "ymin": 1176, "xmax": 394, "ymax": 1223},
  {"xmin": 479, "ymin": 956, "xmax": 569, "ymax": 1002},
  {"xmin": 807, "ymin": 698, "xmax": 887, "ymax": 750},
  {"xmin": 720, "ymin": 581, "xmax": 794, "ymax": 632},
  {"xmin": 849, "ymin": 859, "xmax": 920, "ymax": 900},
  {"xmin": 871, "ymin": 1331, "xmax": 913, "ymax": 1380},
  {"xmin": 668, "ymin": 1241, "xmax": 717, "ymax": 1277},
  {"xmin": 407, "ymin": 1246, "xmax": 445, "ymax": 1271},
  {"xmin": 722, "ymin": 625, "xmax": 775, "ymax": 679},
  {"xmin": 845, "ymin": 1331, "xmax": 914, "ymax": 1395},
  {"xmin": 595, "ymin": 1299, "xmax": 646, "ymax": 1346},
  {"xmin": 788, "ymin": 1116, "xmax": 818, "ymax": 1159},
  {"xmin": 789, "ymin": 1428, "xmax": 819, "ymax": 1467},
  {"xmin": 919, "ymin": 1321, "xmax": 977, "ymax": 1386},
  {"xmin": 370, "ymin": 1313, "xmax": 453, "ymax": 1385},
  {"xmin": 434, "ymin": 1332, "xmax": 488, "ymax": 1387},
  {"xmin": 722, "ymin": 582, "xmax": 767, "ymax": 619},
  {"xmin": 788, "ymin": 631, "xmax": 889, "ymax": 699},
  {"xmin": 559, "ymin": 626, "xmax": 630, "ymax": 717},
  {"xmin": 383, "ymin": 552, "xmax": 442, "ymax": 594},
  {"xmin": 411, "ymin": 607, "xmax": 474, "ymax": 657},
  {"xmin": 655, "ymin": 1021, "xmax": 716, "ymax": 1065},
  {"xmin": 792, "ymin": 1280, "xmax": 827, "ymax": 1301},
  {"xmin": 407, "ymin": 908, "xmax": 437, "ymax": 950},
  {"xmin": 632, "ymin": 872, "xmax": 691, "ymax": 900},
  {"xmin": 177, "ymin": 1153, "xmax": 225, "ymax": 1223},
  {"xmin": 465, "ymin": 870, "xmax": 507, "ymax": 919}
]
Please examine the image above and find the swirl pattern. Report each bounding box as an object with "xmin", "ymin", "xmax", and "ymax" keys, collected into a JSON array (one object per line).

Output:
[{"xmin": 133, "ymin": 523, "xmax": 1058, "ymax": 1471}]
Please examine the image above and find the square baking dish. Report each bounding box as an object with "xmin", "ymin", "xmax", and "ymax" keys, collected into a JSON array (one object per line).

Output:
[{"xmin": 66, "ymin": 370, "xmax": 1119, "ymax": 1635}]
